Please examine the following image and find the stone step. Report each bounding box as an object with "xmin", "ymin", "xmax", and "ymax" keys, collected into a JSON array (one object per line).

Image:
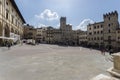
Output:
[{"xmin": 90, "ymin": 74, "xmax": 119, "ymax": 80}]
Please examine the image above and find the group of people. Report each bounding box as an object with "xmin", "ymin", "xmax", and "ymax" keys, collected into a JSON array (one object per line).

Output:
[{"xmin": 101, "ymin": 48, "xmax": 114, "ymax": 55}]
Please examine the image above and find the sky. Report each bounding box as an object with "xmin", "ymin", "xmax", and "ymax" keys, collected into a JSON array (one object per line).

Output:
[{"xmin": 15, "ymin": 0, "xmax": 120, "ymax": 31}]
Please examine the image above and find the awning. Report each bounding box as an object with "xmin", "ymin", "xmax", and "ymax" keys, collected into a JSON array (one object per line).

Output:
[{"xmin": 0, "ymin": 36, "xmax": 14, "ymax": 40}]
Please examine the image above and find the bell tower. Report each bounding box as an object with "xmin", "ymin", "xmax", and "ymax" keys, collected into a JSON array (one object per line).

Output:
[{"xmin": 60, "ymin": 17, "xmax": 66, "ymax": 30}]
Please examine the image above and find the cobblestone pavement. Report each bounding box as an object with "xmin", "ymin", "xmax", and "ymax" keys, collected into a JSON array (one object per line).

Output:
[{"xmin": 0, "ymin": 44, "xmax": 112, "ymax": 80}]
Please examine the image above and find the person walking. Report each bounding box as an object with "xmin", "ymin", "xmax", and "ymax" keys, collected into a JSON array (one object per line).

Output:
[
  {"xmin": 103, "ymin": 49, "xmax": 105, "ymax": 55},
  {"xmin": 109, "ymin": 49, "xmax": 113, "ymax": 55},
  {"xmin": 7, "ymin": 42, "xmax": 11, "ymax": 50},
  {"xmin": 101, "ymin": 48, "xmax": 105, "ymax": 56}
]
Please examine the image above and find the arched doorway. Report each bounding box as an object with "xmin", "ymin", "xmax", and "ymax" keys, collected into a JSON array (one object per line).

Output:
[{"xmin": 4, "ymin": 24, "xmax": 10, "ymax": 37}]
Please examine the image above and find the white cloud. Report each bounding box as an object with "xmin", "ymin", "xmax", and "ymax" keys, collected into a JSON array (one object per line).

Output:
[
  {"xmin": 57, "ymin": 23, "xmax": 60, "ymax": 27},
  {"xmin": 37, "ymin": 23, "xmax": 47, "ymax": 28},
  {"xmin": 35, "ymin": 9, "xmax": 59, "ymax": 21},
  {"xmin": 76, "ymin": 19, "xmax": 94, "ymax": 31}
]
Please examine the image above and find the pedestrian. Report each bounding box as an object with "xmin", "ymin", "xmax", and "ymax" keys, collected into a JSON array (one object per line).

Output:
[
  {"xmin": 103, "ymin": 49, "xmax": 105, "ymax": 55},
  {"xmin": 109, "ymin": 49, "xmax": 113, "ymax": 55},
  {"xmin": 7, "ymin": 42, "xmax": 11, "ymax": 50},
  {"xmin": 101, "ymin": 48, "xmax": 105, "ymax": 56}
]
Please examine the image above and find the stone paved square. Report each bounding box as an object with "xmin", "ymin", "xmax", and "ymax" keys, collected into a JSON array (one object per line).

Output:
[{"xmin": 0, "ymin": 44, "xmax": 112, "ymax": 80}]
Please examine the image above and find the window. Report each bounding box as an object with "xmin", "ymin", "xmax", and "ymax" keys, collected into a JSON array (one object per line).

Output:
[
  {"xmin": 89, "ymin": 28, "xmax": 91, "ymax": 30},
  {"xmin": 118, "ymin": 37, "xmax": 120, "ymax": 40},
  {"xmin": 101, "ymin": 37, "xmax": 103, "ymax": 40},
  {"xmin": 109, "ymin": 30, "xmax": 110, "ymax": 33},
  {"xmin": 101, "ymin": 31, "xmax": 103, "ymax": 34},
  {"xmin": 6, "ymin": 9, "xmax": 9, "ymax": 19},
  {"xmin": 97, "ymin": 26, "xmax": 99, "ymax": 28},
  {"xmin": 101, "ymin": 25, "xmax": 103, "ymax": 28},
  {"xmin": 89, "ymin": 32, "xmax": 92, "ymax": 35},
  {"xmin": 6, "ymin": 1, "xmax": 8, "ymax": 5},
  {"xmin": 94, "ymin": 37, "xmax": 96, "ymax": 40},
  {"xmin": 91, "ymin": 38, "xmax": 93, "ymax": 40},
  {"xmin": 108, "ymin": 24, "xmax": 110, "ymax": 27},
  {"xmin": 108, "ymin": 17, "xmax": 110, "ymax": 20},
  {"xmin": 94, "ymin": 31, "xmax": 96, "ymax": 34},
  {"xmin": 97, "ymin": 37, "xmax": 99, "ymax": 40},
  {"xmin": 94, "ymin": 26, "xmax": 96, "ymax": 29},
  {"xmin": 97, "ymin": 31, "xmax": 99, "ymax": 34}
]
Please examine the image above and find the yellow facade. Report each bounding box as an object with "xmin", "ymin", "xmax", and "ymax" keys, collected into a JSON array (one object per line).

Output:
[{"xmin": 0, "ymin": 0, "xmax": 25, "ymax": 45}]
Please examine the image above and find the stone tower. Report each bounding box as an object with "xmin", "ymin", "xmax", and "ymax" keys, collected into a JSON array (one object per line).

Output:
[
  {"xmin": 60, "ymin": 17, "xmax": 66, "ymax": 30},
  {"xmin": 103, "ymin": 11, "xmax": 119, "ymax": 49}
]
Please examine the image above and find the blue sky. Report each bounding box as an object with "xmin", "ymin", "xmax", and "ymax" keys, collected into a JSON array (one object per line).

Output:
[{"xmin": 15, "ymin": 0, "xmax": 120, "ymax": 30}]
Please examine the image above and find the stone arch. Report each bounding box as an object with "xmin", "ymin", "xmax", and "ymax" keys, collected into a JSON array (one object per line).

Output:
[
  {"xmin": 11, "ymin": 28, "xmax": 14, "ymax": 33},
  {"xmin": 4, "ymin": 24, "xmax": 10, "ymax": 37}
]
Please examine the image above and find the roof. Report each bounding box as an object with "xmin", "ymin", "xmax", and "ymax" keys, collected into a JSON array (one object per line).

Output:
[
  {"xmin": 88, "ymin": 21, "xmax": 104, "ymax": 27},
  {"xmin": 10, "ymin": 0, "xmax": 26, "ymax": 23}
]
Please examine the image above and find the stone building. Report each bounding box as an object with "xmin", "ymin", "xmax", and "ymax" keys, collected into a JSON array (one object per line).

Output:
[
  {"xmin": 70, "ymin": 30, "xmax": 78, "ymax": 45},
  {"xmin": 36, "ymin": 27, "xmax": 47, "ymax": 43},
  {"xmin": 46, "ymin": 26, "xmax": 54, "ymax": 44},
  {"xmin": 23, "ymin": 24, "xmax": 36, "ymax": 40},
  {"xmin": 103, "ymin": 11, "xmax": 119, "ymax": 49},
  {"xmin": 78, "ymin": 30, "xmax": 87, "ymax": 46},
  {"xmin": 87, "ymin": 11, "xmax": 120, "ymax": 49},
  {"xmin": 87, "ymin": 22, "xmax": 104, "ymax": 48},
  {"xmin": 44, "ymin": 17, "xmax": 86, "ymax": 46},
  {"xmin": 53, "ymin": 29, "xmax": 62, "ymax": 44},
  {"xmin": 116, "ymin": 28, "xmax": 120, "ymax": 49},
  {"xmin": 60, "ymin": 17, "xmax": 73, "ymax": 45},
  {"xmin": 0, "ymin": 0, "xmax": 25, "ymax": 45}
]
